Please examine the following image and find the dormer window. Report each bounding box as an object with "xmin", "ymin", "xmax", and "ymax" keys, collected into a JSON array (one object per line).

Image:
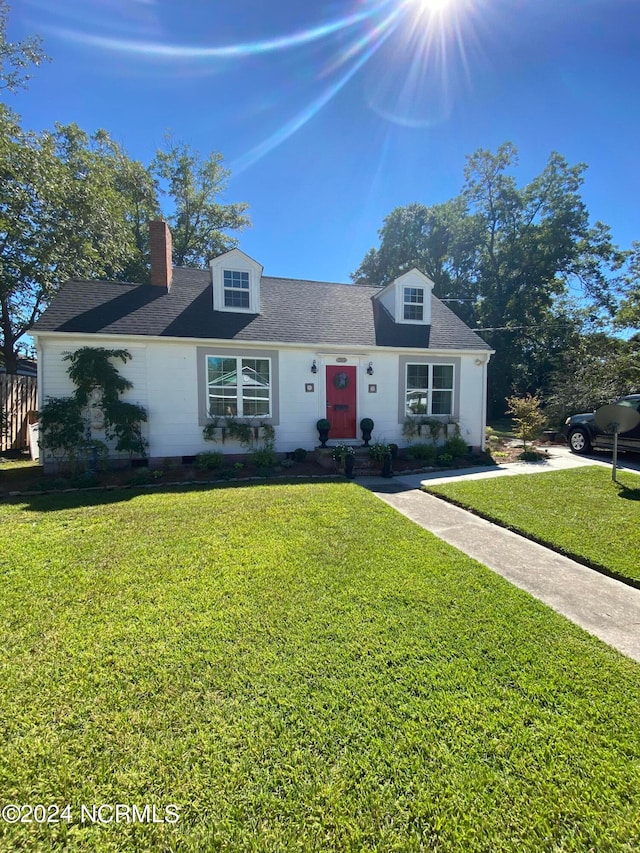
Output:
[
  {"xmin": 210, "ymin": 249, "xmax": 263, "ymax": 314},
  {"xmin": 372, "ymin": 268, "xmax": 433, "ymax": 325},
  {"xmin": 403, "ymin": 287, "xmax": 424, "ymax": 321},
  {"xmin": 224, "ymin": 270, "xmax": 250, "ymax": 308}
]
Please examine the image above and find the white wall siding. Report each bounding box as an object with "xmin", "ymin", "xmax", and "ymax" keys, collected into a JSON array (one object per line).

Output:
[{"xmin": 37, "ymin": 335, "xmax": 489, "ymax": 458}]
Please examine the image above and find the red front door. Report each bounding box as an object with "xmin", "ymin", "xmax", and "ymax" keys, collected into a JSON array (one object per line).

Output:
[{"xmin": 326, "ymin": 366, "xmax": 357, "ymax": 439}]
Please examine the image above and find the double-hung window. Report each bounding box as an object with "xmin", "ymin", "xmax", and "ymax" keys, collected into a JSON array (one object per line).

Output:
[
  {"xmin": 403, "ymin": 287, "xmax": 424, "ymax": 321},
  {"xmin": 405, "ymin": 363, "xmax": 454, "ymax": 416},
  {"xmin": 207, "ymin": 356, "xmax": 271, "ymax": 417},
  {"xmin": 223, "ymin": 270, "xmax": 250, "ymax": 309}
]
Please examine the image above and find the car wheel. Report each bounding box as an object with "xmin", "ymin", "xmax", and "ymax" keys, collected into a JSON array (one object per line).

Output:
[{"xmin": 568, "ymin": 428, "xmax": 591, "ymax": 454}]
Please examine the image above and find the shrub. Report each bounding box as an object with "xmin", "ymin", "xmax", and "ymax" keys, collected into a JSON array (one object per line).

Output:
[
  {"xmin": 195, "ymin": 451, "xmax": 224, "ymax": 470},
  {"xmin": 406, "ymin": 444, "xmax": 436, "ymax": 462},
  {"xmin": 255, "ymin": 466, "xmax": 274, "ymax": 478},
  {"xmin": 251, "ymin": 447, "xmax": 278, "ymax": 468},
  {"xmin": 360, "ymin": 418, "xmax": 374, "ymax": 431},
  {"xmin": 519, "ymin": 449, "xmax": 545, "ymax": 462},
  {"xmin": 128, "ymin": 469, "xmax": 154, "ymax": 486},
  {"xmin": 436, "ymin": 452, "xmax": 454, "ymax": 465},
  {"xmin": 280, "ymin": 458, "xmax": 295, "ymax": 469},
  {"xmin": 293, "ymin": 447, "xmax": 307, "ymax": 462},
  {"xmin": 316, "ymin": 418, "xmax": 331, "ymax": 431},
  {"xmin": 441, "ymin": 436, "xmax": 469, "ymax": 459}
]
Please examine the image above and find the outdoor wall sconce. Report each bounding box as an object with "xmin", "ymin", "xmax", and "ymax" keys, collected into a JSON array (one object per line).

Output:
[
  {"xmin": 367, "ymin": 362, "xmax": 374, "ymax": 375},
  {"xmin": 311, "ymin": 360, "xmax": 318, "ymax": 374}
]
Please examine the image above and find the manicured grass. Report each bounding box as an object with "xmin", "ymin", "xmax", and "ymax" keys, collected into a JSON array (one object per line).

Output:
[
  {"xmin": 427, "ymin": 466, "xmax": 640, "ymax": 584},
  {"xmin": 1, "ymin": 482, "xmax": 640, "ymax": 852}
]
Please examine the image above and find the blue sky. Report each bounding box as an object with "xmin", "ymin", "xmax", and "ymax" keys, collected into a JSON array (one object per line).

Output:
[{"xmin": 8, "ymin": 0, "xmax": 640, "ymax": 284}]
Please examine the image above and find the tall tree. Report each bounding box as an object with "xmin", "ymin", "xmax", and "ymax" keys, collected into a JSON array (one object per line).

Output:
[
  {"xmin": 352, "ymin": 143, "xmax": 629, "ymax": 416},
  {"xmin": 0, "ymin": 110, "xmax": 156, "ymax": 372},
  {"xmin": 615, "ymin": 241, "xmax": 640, "ymax": 331},
  {"xmin": 152, "ymin": 141, "xmax": 251, "ymax": 267},
  {"xmin": 546, "ymin": 332, "xmax": 640, "ymax": 425},
  {"xmin": 0, "ymin": 0, "xmax": 47, "ymax": 93}
]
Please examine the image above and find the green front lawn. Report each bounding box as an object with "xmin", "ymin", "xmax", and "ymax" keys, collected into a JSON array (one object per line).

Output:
[
  {"xmin": 1, "ymin": 482, "xmax": 640, "ymax": 852},
  {"xmin": 427, "ymin": 466, "xmax": 640, "ymax": 584}
]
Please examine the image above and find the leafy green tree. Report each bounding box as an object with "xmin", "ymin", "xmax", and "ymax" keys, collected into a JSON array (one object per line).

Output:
[
  {"xmin": 0, "ymin": 0, "xmax": 47, "ymax": 92},
  {"xmin": 615, "ymin": 241, "xmax": 640, "ymax": 331},
  {"xmin": 545, "ymin": 333, "xmax": 640, "ymax": 426},
  {"xmin": 353, "ymin": 143, "xmax": 630, "ymax": 417},
  {"xmin": 152, "ymin": 140, "xmax": 251, "ymax": 267},
  {"xmin": 506, "ymin": 393, "xmax": 546, "ymax": 452},
  {"xmin": 0, "ymin": 4, "xmax": 250, "ymax": 370},
  {"xmin": 0, "ymin": 109, "xmax": 156, "ymax": 372}
]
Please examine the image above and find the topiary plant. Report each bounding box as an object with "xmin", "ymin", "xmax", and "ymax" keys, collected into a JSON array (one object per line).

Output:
[{"xmin": 360, "ymin": 417, "xmax": 374, "ymax": 431}]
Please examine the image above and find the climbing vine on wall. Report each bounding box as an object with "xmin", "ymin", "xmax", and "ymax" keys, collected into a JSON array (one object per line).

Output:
[{"xmin": 40, "ymin": 347, "xmax": 148, "ymax": 465}]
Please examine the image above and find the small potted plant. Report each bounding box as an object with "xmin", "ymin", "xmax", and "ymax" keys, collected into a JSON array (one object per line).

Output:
[
  {"xmin": 316, "ymin": 418, "xmax": 331, "ymax": 447},
  {"xmin": 360, "ymin": 417, "xmax": 374, "ymax": 447}
]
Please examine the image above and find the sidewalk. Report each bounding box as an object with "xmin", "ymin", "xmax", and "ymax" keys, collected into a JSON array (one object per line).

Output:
[{"xmin": 359, "ymin": 453, "xmax": 640, "ymax": 663}]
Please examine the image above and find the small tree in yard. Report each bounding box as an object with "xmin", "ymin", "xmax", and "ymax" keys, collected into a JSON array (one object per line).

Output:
[{"xmin": 506, "ymin": 393, "xmax": 546, "ymax": 454}]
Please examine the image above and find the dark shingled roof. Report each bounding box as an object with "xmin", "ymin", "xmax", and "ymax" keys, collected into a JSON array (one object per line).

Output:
[{"xmin": 32, "ymin": 268, "xmax": 491, "ymax": 351}]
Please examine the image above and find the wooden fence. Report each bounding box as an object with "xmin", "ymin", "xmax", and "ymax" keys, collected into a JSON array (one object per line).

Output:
[{"xmin": 0, "ymin": 374, "xmax": 38, "ymax": 453}]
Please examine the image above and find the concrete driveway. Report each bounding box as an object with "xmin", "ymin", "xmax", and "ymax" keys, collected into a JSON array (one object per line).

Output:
[{"xmin": 389, "ymin": 445, "xmax": 640, "ymax": 491}]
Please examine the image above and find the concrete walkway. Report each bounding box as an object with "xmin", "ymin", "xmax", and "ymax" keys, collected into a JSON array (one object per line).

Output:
[{"xmin": 359, "ymin": 449, "xmax": 640, "ymax": 663}]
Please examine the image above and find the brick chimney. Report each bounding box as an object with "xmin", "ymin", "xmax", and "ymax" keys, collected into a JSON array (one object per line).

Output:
[{"xmin": 149, "ymin": 219, "xmax": 173, "ymax": 290}]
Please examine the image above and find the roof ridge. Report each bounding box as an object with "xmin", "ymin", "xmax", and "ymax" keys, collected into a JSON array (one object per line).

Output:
[{"xmin": 261, "ymin": 274, "xmax": 381, "ymax": 290}]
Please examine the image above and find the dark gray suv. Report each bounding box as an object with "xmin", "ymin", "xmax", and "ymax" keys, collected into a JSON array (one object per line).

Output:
[{"xmin": 563, "ymin": 395, "xmax": 640, "ymax": 454}]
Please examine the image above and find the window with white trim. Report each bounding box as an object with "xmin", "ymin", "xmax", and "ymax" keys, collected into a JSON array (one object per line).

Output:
[
  {"xmin": 207, "ymin": 356, "xmax": 271, "ymax": 417},
  {"xmin": 223, "ymin": 270, "xmax": 250, "ymax": 309},
  {"xmin": 405, "ymin": 363, "xmax": 454, "ymax": 416},
  {"xmin": 403, "ymin": 286, "xmax": 424, "ymax": 321}
]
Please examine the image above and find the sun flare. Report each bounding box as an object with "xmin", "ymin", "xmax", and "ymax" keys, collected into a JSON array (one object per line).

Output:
[{"xmin": 406, "ymin": 0, "xmax": 455, "ymax": 15}]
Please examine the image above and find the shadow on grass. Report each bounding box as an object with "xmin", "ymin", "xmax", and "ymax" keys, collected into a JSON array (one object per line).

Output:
[
  {"xmin": 8, "ymin": 476, "xmax": 349, "ymax": 513},
  {"xmin": 616, "ymin": 476, "xmax": 640, "ymax": 501}
]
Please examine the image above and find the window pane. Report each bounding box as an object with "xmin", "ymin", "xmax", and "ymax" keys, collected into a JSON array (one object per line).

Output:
[
  {"xmin": 208, "ymin": 357, "xmax": 236, "ymax": 384},
  {"xmin": 404, "ymin": 287, "xmax": 423, "ymax": 304},
  {"xmin": 242, "ymin": 359, "xmax": 270, "ymax": 386},
  {"xmin": 241, "ymin": 359, "xmax": 270, "ymax": 416},
  {"xmin": 432, "ymin": 391, "xmax": 452, "ymax": 415},
  {"xmin": 208, "ymin": 357, "xmax": 238, "ymax": 416},
  {"xmin": 404, "ymin": 304, "xmax": 424, "ymax": 321},
  {"xmin": 242, "ymin": 388, "xmax": 270, "ymax": 416},
  {"xmin": 406, "ymin": 391, "xmax": 428, "ymax": 415},
  {"xmin": 407, "ymin": 364, "xmax": 429, "ymax": 389},
  {"xmin": 433, "ymin": 365, "xmax": 453, "ymax": 390},
  {"xmin": 209, "ymin": 388, "xmax": 237, "ymax": 417},
  {"xmin": 224, "ymin": 289, "xmax": 250, "ymax": 308},
  {"xmin": 224, "ymin": 270, "xmax": 249, "ymax": 289}
]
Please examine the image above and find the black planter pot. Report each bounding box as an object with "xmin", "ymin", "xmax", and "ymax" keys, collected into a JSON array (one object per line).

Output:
[
  {"xmin": 361, "ymin": 428, "xmax": 372, "ymax": 447},
  {"xmin": 381, "ymin": 452, "xmax": 393, "ymax": 478},
  {"xmin": 344, "ymin": 454, "xmax": 355, "ymax": 479},
  {"xmin": 318, "ymin": 429, "xmax": 330, "ymax": 448}
]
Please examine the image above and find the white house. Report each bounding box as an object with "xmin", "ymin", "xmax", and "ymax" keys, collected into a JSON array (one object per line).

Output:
[{"xmin": 31, "ymin": 220, "xmax": 493, "ymax": 463}]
